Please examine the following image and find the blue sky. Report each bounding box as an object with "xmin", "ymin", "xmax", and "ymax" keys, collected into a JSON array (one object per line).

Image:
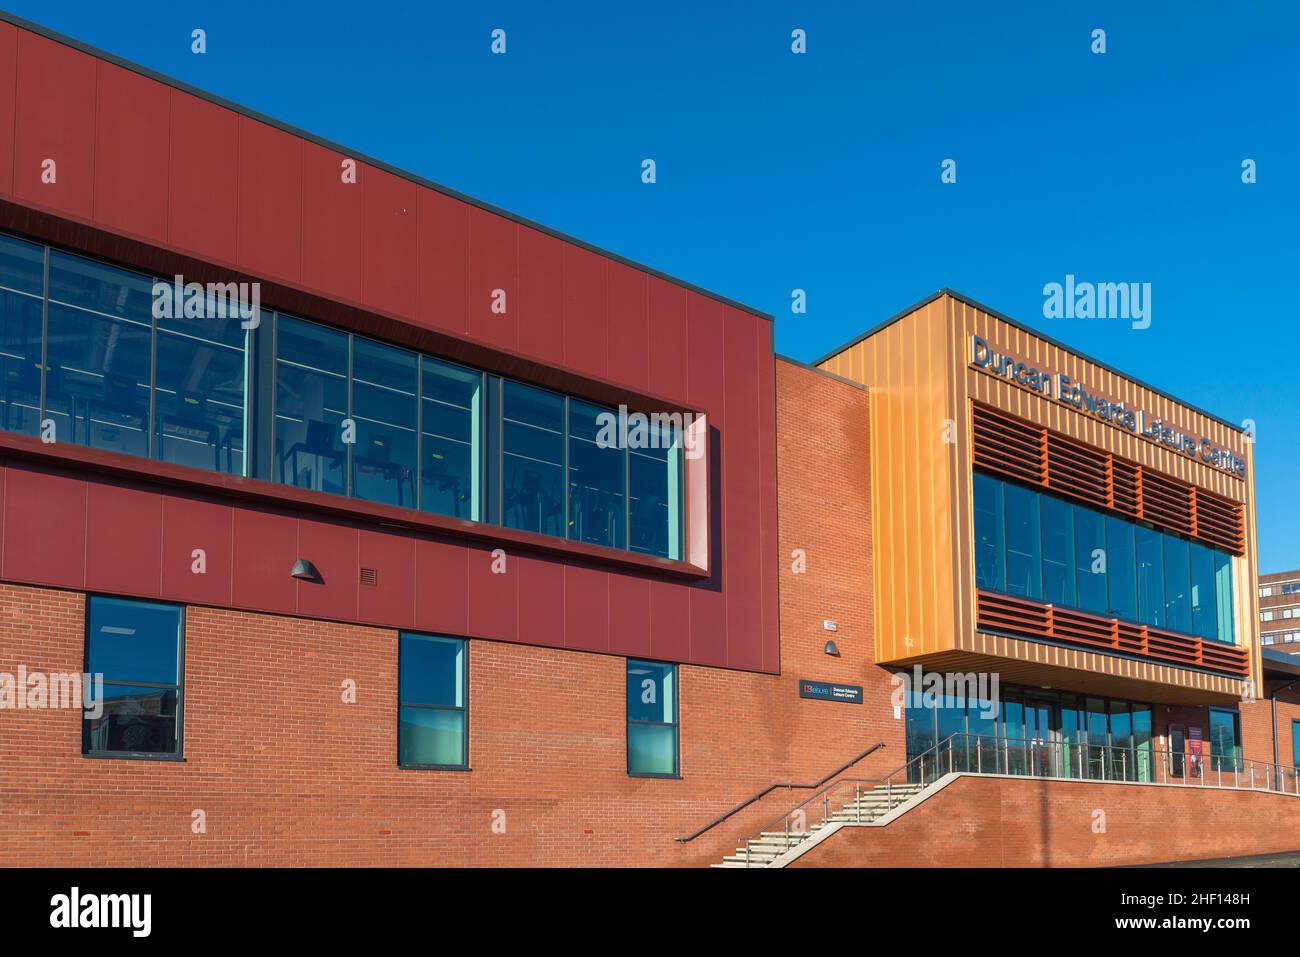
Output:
[{"xmin": 8, "ymin": 1, "xmax": 1299, "ymax": 570}]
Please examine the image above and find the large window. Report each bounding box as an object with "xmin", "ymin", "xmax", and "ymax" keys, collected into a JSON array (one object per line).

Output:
[
  {"xmin": 502, "ymin": 380, "xmax": 565, "ymax": 537},
  {"xmin": 0, "ymin": 232, "xmax": 686, "ymax": 561},
  {"xmin": 1208, "ymin": 708, "xmax": 1241, "ymax": 773},
  {"xmin": 627, "ymin": 659, "xmax": 679, "ymax": 777},
  {"xmin": 973, "ymin": 472, "xmax": 1006, "ymax": 592},
  {"xmin": 398, "ymin": 633, "xmax": 467, "ymax": 769},
  {"xmin": 83, "ymin": 596, "xmax": 184, "ymax": 758},
  {"xmin": 421, "ymin": 357, "xmax": 481, "ymax": 521},
  {"xmin": 974, "ymin": 471, "xmax": 1236, "ymax": 644},
  {"xmin": 568, "ymin": 398, "xmax": 626, "ymax": 550},
  {"xmin": 1, "ymin": 242, "xmax": 250, "ymax": 475},
  {"xmin": 0, "ymin": 234, "xmax": 44, "ymax": 438}
]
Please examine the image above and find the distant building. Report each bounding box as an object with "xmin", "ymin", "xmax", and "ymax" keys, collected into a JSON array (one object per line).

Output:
[{"xmin": 1259, "ymin": 570, "xmax": 1300, "ymax": 653}]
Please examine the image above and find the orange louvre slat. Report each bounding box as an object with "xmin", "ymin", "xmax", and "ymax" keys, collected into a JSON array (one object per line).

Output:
[
  {"xmin": 976, "ymin": 590, "xmax": 1249, "ymax": 677},
  {"xmin": 970, "ymin": 404, "xmax": 1245, "ymax": 556}
]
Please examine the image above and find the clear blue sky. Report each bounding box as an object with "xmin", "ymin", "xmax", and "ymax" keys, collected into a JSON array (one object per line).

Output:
[{"xmin": 8, "ymin": 1, "xmax": 1299, "ymax": 570}]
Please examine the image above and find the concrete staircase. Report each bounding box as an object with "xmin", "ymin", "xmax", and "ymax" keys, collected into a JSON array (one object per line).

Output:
[{"xmin": 711, "ymin": 781, "xmax": 925, "ymax": 868}]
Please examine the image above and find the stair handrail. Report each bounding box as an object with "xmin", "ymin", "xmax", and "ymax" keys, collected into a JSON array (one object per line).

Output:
[
  {"xmin": 746, "ymin": 731, "xmax": 966, "ymax": 844},
  {"xmin": 674, "ymin": 740, "xmax": 887, "ymax": 843}
]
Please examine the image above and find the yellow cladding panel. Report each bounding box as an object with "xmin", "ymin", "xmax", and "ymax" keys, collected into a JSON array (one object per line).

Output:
[{"xmin": 819, "ymin": 297, "xmax": 958, "ymax": 663}]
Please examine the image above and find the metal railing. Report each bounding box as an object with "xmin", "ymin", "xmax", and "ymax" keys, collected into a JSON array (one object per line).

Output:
[
  {"xmin": 729, "ymin": 731, "xmax": 1300, "ymax": 867},
  {"xmin": 673, "ymin": 740, "xmax": 887, "ymax": 844}
]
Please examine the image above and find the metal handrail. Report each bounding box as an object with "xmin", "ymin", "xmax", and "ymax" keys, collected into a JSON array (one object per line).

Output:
[
  {"xmin": 736, "ymin": 732, "xmax": 969, "ymax": 858},
  {"xmin": 674, "ymin": 740, "xmax": 887, "ymax": 843},
  {"xmin": 729, "ymin": 731, "xmax": 1300, "ymax": 866}
]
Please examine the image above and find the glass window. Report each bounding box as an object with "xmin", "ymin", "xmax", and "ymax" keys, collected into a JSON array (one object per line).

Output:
[
  {"xmin": 1208, "ymin": 708, "xmax": 1241, "ymax": 773},
  {"xmin": 1162, "ymin": 535, "xmax": 1192, "ymax": 635},
  {"xmin": 1040, "ymin": 495, "xmax": 1075, "ymax": 607},
  {"xmin": 629, "ymin": 418, "xmax": 682, "ymax": 560},
  {"xmin": 154, "ymin": 306, "xmax": 249, "ymax": 475},
  {"xmin": 627, "ymin": 659, "xmax": 678, "ymax": 776},
  {"xmin": 1109, "ymin": 700, "xmax": 1133, "ymax": 780},
  {"xmin": 1132, "ymin": 706, "xmax": 1153, "ymax": 782},
  {"xmin": 567, "ymin": 399, "xmax": 626, "ymax": 550},
  {"xmin": 1134, "ymin": 525, "xmax": 1164, "ymax": 628},
  {"xmin": 905, "ymin": 689, "xmax": 937, "ymax": 776},
  {"xmin": 972, "ymin": 472, "xmax": 1005, "ymax": 592},
  {"xmin": 502, "ymin": 381, "xmax": 564, "ymax": 537},
  {"xmin": 44, "ymin": 252, "xmax": 153, "ymax": 459},
  {"xmin": 1213, "ymin": 551, "xmax": 1234, "ymax": 644},
  {"xmin": 0, "ymin": 233, "xmax": 45, "ymax": 438},
  {"xmin": 1292, "ymin": 720, "xmax": 1300, "ymax": 770},
  {"xmin": 1074, "ymin": 506, "xmax": 1108, "ymax": 614},
  {"xmin": 351, "ymin": 338, "xmax": 417, "ymax": 508},
  {"xmin": 83, "ymin": 596, "xmax": 183, "ymax": 757},
  {"xmin": 1104, "ymin": 517, "xmax": 1137, "ymax": 622},
  {"xmin": 1188, "ymin": 542, "xmax": 1218, "ymax": 641},
  {"xmin": 275, "ymin": 316, "xmax": 348, "ymax": 496},
  {"xmin": 398, "ymin": 634, "xmax": 467, "ymax": 768},
  {"xmin": 1002, "ymin": 483, "xmax": 1042, "ymax": 600},
  {"xmin": 420, "ymin": 357, "xmax": 481, "ymax": 521}
]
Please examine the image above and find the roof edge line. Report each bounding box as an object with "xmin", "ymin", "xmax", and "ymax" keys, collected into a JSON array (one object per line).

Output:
[
  {"xmin": 0, "ymin": 9, "xmax": 773, "ymax": 323},
  {"xmin": 813, "ymin": 287, "xmax": 1245, "ymax": 435}
]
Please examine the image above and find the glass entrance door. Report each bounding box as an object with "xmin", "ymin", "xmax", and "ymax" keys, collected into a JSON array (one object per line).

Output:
[{"xmin": 1023, "ymin": 697, "xmax": 1060, "ymax": 777}]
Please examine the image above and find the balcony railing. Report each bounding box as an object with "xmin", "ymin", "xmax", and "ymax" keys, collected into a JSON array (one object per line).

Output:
[
  {"xmin": 977, "ymin": 590, "xmax": 1250, "ymax": 677},
  {"xmin": 734, "ymin": 731, "xmax": 1297, "ymax": 866}
]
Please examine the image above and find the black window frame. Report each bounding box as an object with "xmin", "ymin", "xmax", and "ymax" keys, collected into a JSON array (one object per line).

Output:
[
  {"xmin": 626, "ymin": 658, "xmax": 681, "ymax": 779},
  {"xmin": 81, "ymin": 594, "xmax": 186, "ymax": 762},
  {"xmin": 1208, "ymin": 706, "xmax": 1242, "ymax": 773},
  {"xmin": 396, "ymin": 632, "xmax": 470, "ymax": 771}
]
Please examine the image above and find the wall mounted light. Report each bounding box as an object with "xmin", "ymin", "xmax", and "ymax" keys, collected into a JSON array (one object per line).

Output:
[
  {"xmin": 824, "ymin": 640, "xmax": 841, "ymax": 657},
  {"xmin": 291, "ymin": 559, "xmax": 321, "ymax": 582}
]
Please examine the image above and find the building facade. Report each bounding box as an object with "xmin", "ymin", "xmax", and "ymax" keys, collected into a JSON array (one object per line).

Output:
[
  {"xmin": 1258, "ymin": 569, "xmax": 1300, "ymax": 653},
  {"xmin": 0, "ymin": 12, "xmax": 1296, "ymax": 869}
]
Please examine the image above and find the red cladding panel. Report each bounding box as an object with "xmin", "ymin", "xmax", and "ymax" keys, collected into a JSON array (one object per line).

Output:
[
  {"xmin": 361, "ymin": 166, "xmax": 418, "ymax": 318},
  {"xmin": 301, "ymin": 141, "xmax": 362, "ymax": 303},
  {"xmin": 413, "ymin": 537, "xmax": 468, "ymax": 636},
  {"xmin": 686, "ymin": 294, "xmax": 725, "ymax": 426},
  {"xmin": 755, "ymin": 323, "xmax": 780, "ymax": 672},
  {"xmin": 14, "ymin": 32, "xmax": 96, "ymax": 219},
  {"xmin": 721, "ymin": 313, "xmax": 763, "ymax": 671},
  {"xmin": 415, "ymin": 189, "xmax": 469, "ymax": 337},
  {"xmin": 0, "ymin": 23, "xmax": 15, "ymax": 195},
  {"xmin": 562, "ymin": 245, "xmax": 607, "ymax": 379},
  {"xmin": 607, "ymin": 573, "xmax": 651, "ymax": 659},
  {"xmin": 94, "ymin": 62, "xmax": 170, "ymax": 244},
  {"xmin": 1, "ymin": 465, "xmax": 85, "ymax": 588},
  {"xmin": 85, "ymin": 481, "xmax": 163, "ymax": 597},
  {"xmin": 467, "ymin": 206, "xmax": 516, "ymax": 352},
  {"xmin": 647, "ymin": 278, "xmax": 689, "ymax": 403},
  {"xmin": 515, "ymin": 226, "xmax": 565, "ymax": 367},
  {"xmin": 466, "ymin": 542, "xmax": 517, "ymax": 641},
  {"xmin": 606, "ymin": 263, "xmax": 649, "ymax": 392},
  {"xmin": 564, "ymin": 563, "xmax": 609, "ymax": 653},
  {"xmin": 688, "ymin": 586, "xmax": 727, "ymax": 668},
  {"xmin": 168, "ymin": 92, "xmax": 238, "ymax": 264},
  {"xmin": 231, "ymin": 508, "xmax": 297, "ymax": 614},
  {"xmin": 649, "ymin": 578, "xmax": 690, "ymax": 662},
  {"xmin": 358, "ymin": 529, "xmax": 415, "ymax": 629},
  {"xmin": 515, "ymin": 554, "xmax": 564, "ymax": 648},
  {"xmin": 295, "ymin": 520, "xmax": 359, "ymax": 622},
  {"xmin": 160, "ymin": 495, "xmax": 234, "ymax": 606},
  {"xmin": 238, "ymin": 118, "xmax": 303, "ymax": 283}
]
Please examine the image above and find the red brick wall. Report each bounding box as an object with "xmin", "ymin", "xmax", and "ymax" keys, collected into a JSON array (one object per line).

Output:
[
  {"xmin": 0, "ymin": 359, "xmax": 902, "ymax": 867},
  {"xmin": 792, "ymin": 774, "xmax": 1300, "ymax": 867}
]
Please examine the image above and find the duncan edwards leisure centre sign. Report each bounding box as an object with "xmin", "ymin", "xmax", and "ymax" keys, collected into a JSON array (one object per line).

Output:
[{"xmin": 970, "ymin": 336, "xmax": 1246, "ymax": 479}]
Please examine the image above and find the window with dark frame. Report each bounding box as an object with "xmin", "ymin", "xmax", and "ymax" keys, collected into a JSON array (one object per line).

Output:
[
  {"xmin": 83, "ymin": 596, "xmax": 184, "ymax": 759},
  {"xmin": 398, "ymin": 633, "xmax": 468, "ymax": 769},
  {"xmin": 627, "ymin": 659, "xmax": 679, "ymax": 777}
]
